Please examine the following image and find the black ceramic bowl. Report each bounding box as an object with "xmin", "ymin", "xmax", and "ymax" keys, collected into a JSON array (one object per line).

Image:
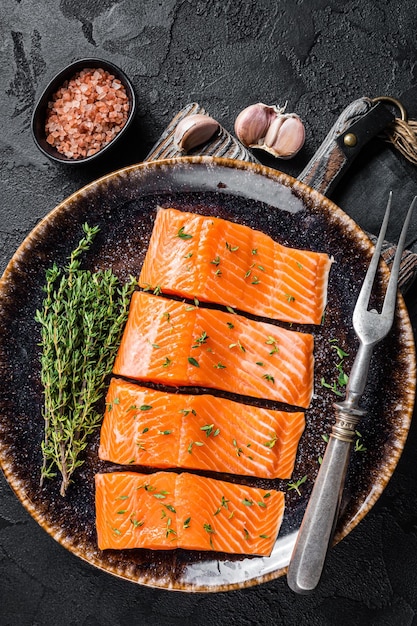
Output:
[{"xmin": 31, "ymin": 58, "xmax": 136, "ymax": 165}]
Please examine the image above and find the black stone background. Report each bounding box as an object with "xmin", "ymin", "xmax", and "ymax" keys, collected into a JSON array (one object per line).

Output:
[{"xmin": 2, "ymin": 1, "xmax": 417, "ymax": 624}]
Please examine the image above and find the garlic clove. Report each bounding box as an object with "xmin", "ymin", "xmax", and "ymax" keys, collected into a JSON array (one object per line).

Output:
[
  {"xmin": 174, "ymin": 114, "xmax": 220, "ymax": 152},
  {"xmin": 263, "ymin": 114, "xmax": 305, "ymax": 159},
  {"xmin": 234, "ymin": 103, "xmax": 273, "ymax": 147},
  {"xmin": 234, "ymin": 103, "xmax": 305, "ymax": 159}
]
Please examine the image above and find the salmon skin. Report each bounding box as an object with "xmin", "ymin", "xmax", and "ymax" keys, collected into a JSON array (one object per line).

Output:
[
  {"xmin": 113, "ymin": 291, "xmax": 314, "ymax": 408},
  {"xmin": 139, "ymin": 207, "xmax": 332, "ymax": 325},
  {"xmin": 95, "ymin": 470, "xmax": 284, "ymax": 555},
  {"xmin": 99, "ymin": 378, "xmax": 305, "ymax": 479}
]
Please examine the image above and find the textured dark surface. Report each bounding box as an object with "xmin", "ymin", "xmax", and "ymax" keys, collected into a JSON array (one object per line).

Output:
[{"xmin": 1, "ymin": 1, "xmax": 417, "ymax": 624}]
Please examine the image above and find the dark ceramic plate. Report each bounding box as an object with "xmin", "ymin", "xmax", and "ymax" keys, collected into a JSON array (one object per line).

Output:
[{"xmin": 0, "ymin": 157, "xmax": 415, "ymax": 591}]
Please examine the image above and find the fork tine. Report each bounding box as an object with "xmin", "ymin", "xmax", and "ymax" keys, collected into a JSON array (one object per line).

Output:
[
  {"xmin": 382, "ymin": 195, "xmax": 417, "ymax": 319},
  {"xmin": 354, "ymin": 191, "xmax": 392, "ymax": 314}
]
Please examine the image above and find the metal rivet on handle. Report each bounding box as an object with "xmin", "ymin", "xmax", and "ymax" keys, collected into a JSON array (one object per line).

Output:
[{"xmin": 343, "ymin": 133, "xmax": 358, "ymax": 147}]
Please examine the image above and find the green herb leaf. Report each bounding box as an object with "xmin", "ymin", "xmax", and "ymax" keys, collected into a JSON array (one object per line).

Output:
[
  {"xmin": 177, "ymin": 226, "xmax": 193, "ymax": 240},
  {"xmin": 36, "ymin": 225, "xmax": 136, "ymax": 496},
  {"xmin": 287, "ymin": 475, "xmax": 307, "ymax": 496}
]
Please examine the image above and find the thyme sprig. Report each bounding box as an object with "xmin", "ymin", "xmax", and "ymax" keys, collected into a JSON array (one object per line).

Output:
[{"xmin": 35, "ymin": 224, "xmax": 136, "ymax": 496}]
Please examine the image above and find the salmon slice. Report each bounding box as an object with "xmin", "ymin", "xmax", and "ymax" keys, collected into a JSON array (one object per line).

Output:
[
  {"xmin": 113, "ymin": 291, "xmax": 314, "ymax": 408},
  {"xmin": 99, "ymin": 378, "xmax": 305, "ymax": 479},
  {"xmin": 95, "ymin": 471, "xmax": 285, "ymax": 555},
  {"xmin": 139, "ymin": 207, "xmax": 332, "ymax": 325}
]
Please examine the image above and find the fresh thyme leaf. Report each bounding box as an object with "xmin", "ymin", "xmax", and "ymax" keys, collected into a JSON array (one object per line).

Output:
[
  {"xmin": 287, "ymin": 475, "xmax": 307, "ymax": 496},
  {"xmin": 177, "ymin": 226, "xmax": 193, "ymax": 240},
  {"xmin": 36, "ymin": 223, "xmax": 136, "ymax": 496}
]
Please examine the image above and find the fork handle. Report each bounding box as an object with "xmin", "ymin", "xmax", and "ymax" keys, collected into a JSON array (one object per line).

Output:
[{"xmin": 287, "ymin": 408, "xmax": 364, "ymax": 594}]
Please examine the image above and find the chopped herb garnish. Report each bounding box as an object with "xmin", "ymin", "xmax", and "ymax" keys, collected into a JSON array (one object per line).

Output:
[
  {"xmin": 177, "ymin": 226, "xmax": 193, "ymax": 240},
  {"xmin": 242, "ymin": 498, "xmax": 253, "ymax": 506},
  {"xmin": 252, "ymin": 248, "xmax": 258, "ymax": 255},
  {"xmin": 184, "ymin": 252, "xmax": 193, "ymax": 259},
  {"xmin": 214, "ymin": 495, "xmax": 230, "ymax": 516},
  {"xmin": 225, "ymin": 242, "xmax": 239, "ymax": 252},
  {"xmin": 204, "ymin": 523, "xmax": 215, "ymax": 548},
  {"xmin": 262, "ymin": 374, "xmax": 275, "ymax": 384},
  {"xmin": 229, "ymin": 340, "xmax": 245, "ymax": 352},
  {"xmin": 192, "ymin": 330, "xmax": 209, "ymax": 348},
  {"xmin": 211, "ymin": 256, "xmax": 221, "ymax": 266},
  {"xmin": 130, "ymin": 516, "xmax": 144, "ymax": 528},
  {"xmin": 259, "ymin": 533, "xmax": 269, "ymax": 539},
  {"xmin": 163, "ymin": 357, "xmax": 172, "ymax": 368},
  {"xmin": 265, "ymin": 336, "xmax": 279, "ymax": 355},
  {"xmin": 226, "ymin": 306, "xmax": 235, "ymax": 314},
  {"xmin": 140, "ymin": 404, "xmax": 153, "ymax": 411},
  {"xmin": 256, "ymin": 361, "xmax": 264, "ymax": 367},
  {"xmin": 153, "ymin": 491, "xmax": 169, "ymax": 500},
  {"xmin": 264, "ymin": 432, "xmax": 278, "ymax": 448},
  {"xmin": 243, "ymin": 528, "xmax": 250, "ymax": 540},
  {"xmin": 116, "ymin": 509, "xmax": 127, "ymax": 515},
  {"xmin": 188, "ymin": 441, "xmax": 204, "ymax": 454},
  {"xmin": 165, "ymin": 517, "xmax": 177, "ymax": 539},
  {"xmin": 214, "ymin": 362, "xmax": 226, "ymax": 369},
  {"xmin": 180, "ymin": 408, "xmax": 197, "ymax": 416},
  {"xmin": 233, "ymin": 439, "xmax": 243, "ymax": 457},
  {"xmin": 164, "ymin": 504, "xmax": 176, "ymax": 513},
  {"xmin": 159, "ymin": 430, "xmax": 172, "ymax": 435},
  {"xmin": 287, "ymin": 475, "xmax": 307, "ymax": 496},
  {"xmin": 117, "ymin": 495, "xmax": 129, "ymax": 500},
  {"xmin": 183, "ymin": 516, "xmax": 191, "ymax": 529},
  {"xmin": 194, "ymin": 297, "xmax": 199, "ymax": 307},
  {"xmin": 251, "ymin": 276, "xmax": 260, "ymax": 285},
  {"xmin": 214, "ymin": 268, "xmax": 222, "ymax": 276},
  {"xmin": 153, "ymin": 285, "xmax": 162, "ymax": 296},
  {"xmin": 285, "ymin": 293, "xmax": 295, "ymax": 302},
  {"xmin": 188, "ymin": 356, "xmax": 200, "ymax": 367},
  {"xmin": 354, "ymin": 430, "xmax": 367, "ymax": 453},
  {"xmin": 226, "ymin": 322, "xmax": 234, "ymax": 329}
]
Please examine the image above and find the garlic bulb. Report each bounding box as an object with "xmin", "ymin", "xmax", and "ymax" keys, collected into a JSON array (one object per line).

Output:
[
  {"xmin": 174, "ymin": 114, "xmax": 220, "ymax": 152},
  {"xmin": 234, "ymin": 103, "xmax": 305, "ymax": 159}
]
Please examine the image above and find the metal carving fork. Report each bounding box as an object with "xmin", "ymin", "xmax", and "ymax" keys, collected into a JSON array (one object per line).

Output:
[{"xmin": 287, "ymin": 192, "xmax": 417, "ymax": 594}]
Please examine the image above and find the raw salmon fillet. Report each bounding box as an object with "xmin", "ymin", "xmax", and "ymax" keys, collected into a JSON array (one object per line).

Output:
[
  {"xmin": 139, "ymin": 208, "xmax": 332, "ymax": 325},
  {"xmin": 95, "ymin": 471, "xmax": 284, "ymax": 555},
  {"xmin": 99, "ymin": 378, "xmax": 305, "ymax": 479},
  {"xmin": 113, "ymin": 291, "xmax": 314, "ymax": 408}
]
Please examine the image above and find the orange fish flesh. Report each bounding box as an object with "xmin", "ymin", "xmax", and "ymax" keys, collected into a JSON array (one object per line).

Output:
[
  {"xmin": 139, "ymin": 208, "xmax": 332, "ymax": 325},
  {"xmin": 99, "ymin": 378, "xmax": 305, "ymax": 479},
  {"xmin": 95, "ymin": 470, "xmax": 284, "ymax": 555},
  {"xmin": 112, "ymin": 291, "xmax": 314, "ymax": 408}
]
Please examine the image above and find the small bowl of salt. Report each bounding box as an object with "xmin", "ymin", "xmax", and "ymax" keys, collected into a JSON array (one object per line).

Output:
[{"xmin": 31, "ymin": 58, "xmax": 136, "ymax": 164}]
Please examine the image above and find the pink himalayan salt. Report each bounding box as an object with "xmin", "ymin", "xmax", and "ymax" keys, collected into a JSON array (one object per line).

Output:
[{"xmin": 45, "ymin": 67, "xmax": 130, "ymax": 159}]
